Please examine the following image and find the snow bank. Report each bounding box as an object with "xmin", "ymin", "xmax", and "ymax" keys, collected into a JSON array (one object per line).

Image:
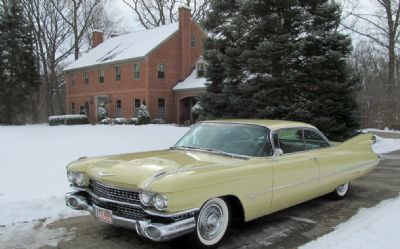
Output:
[
  {"xmin": 300, "ymin": 195, "xmax": 400, "ymax": 249},
  {"xmin": 0, "ymin": 124, "xmax": 189, "ymax": 226},
  {"xmin": 372, "ymin": 136, "xmax": 400, "ymax": 154}
]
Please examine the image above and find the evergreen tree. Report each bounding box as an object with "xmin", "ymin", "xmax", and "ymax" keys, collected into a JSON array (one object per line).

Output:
[
  {"xmin": 201, "ymin": 0, "xmax": 360, "ymax": 141},
  {"xmin": 0, "ymin": 0, "xmax": 40, "ymax": 124}
]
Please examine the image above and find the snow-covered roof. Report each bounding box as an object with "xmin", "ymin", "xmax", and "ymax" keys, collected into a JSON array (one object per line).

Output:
[
  {"xmin": 64, "ymin": 23, "xmax": 179, "ymax": 71},
  {"xmin": 173, "ymin": 69, "xmax": 208, "ymax": 91}
]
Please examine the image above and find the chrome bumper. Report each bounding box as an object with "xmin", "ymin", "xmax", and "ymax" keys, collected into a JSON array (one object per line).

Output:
[{"xmin": 65, "ymin": 192, "xmax": 196, "ymax": 241}]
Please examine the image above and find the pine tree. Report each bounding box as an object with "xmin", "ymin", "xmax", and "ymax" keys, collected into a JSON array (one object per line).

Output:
[
  {"xmin": 0, "ymin": 0, "xmax": 40, "ymax": 124},
  {"xmin": 201, "ymin": 0, "xmax": 360, "ymax": 141}
]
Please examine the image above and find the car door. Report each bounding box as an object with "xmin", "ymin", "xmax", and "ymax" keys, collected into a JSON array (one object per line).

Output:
[{"xmin": 271, "ymin": 128, "xmax": 320, "ymax": 211}]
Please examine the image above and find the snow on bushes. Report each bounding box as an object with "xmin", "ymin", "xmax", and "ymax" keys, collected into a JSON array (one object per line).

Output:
[{"xmin": 48, "ymin": 115, "xmax": 88, "ymax": 126}]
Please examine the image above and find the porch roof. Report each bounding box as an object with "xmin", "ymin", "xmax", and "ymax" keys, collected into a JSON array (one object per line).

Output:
[{"xmin": 173, "ymin": 69, "xmax": 208, "ymax": 92}]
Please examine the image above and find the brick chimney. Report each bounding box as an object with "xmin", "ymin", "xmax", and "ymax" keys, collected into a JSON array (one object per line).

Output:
[
  {"xmin": 179, "ymin": 6, "xmax": 192, "ymax": 79},
  {"xmin": 91, "ymin": 30, "xmax": 104, "ymax": 48}
]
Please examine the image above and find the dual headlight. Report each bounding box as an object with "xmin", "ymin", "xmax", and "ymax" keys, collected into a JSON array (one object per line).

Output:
[
  {"xmin": 140, "ymin": 191, "xmax": 168, "ymax": 211},
  {"xmin": 67, "ymin": 171, "xmax": 85, "ymax": 186}
]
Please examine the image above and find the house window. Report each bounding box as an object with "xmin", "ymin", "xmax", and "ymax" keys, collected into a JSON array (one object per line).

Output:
[
  {"xmin": 157, "ymin": 64, "xmax": 165, "ymax": 79},
  {"xmin": 134, "ymin": 99, "xmax": 141, "ymax": 117},
  {"xmin": 69, "ymin": 73, "xmax": 75, "ymax": 86},
  {"xmin": 84, "ymin": 71, "xmax": 89, "ymax": 85},
  {"xmin": 115, "ymin": 66, "xmax": 121, "ymax": 81},
  {"xmin": 197, "ymin": 63, "xmax": 205, "ymax": 77},
  {"xmin": 116, "ymin": 100, "xmax": 122, "ymax": 118},
  {"xmin": 158, "ymin": 98, "xmax": 166, "ymax": 119},
  {"xmin": 98, "ymin": 70, "xmax": 104, "ymax": 83},
  {"xmin": 70, "ymin": 102, "xmax": 75, "ymax": 114},
  {"xmin": 191, "ymin": 33, "xmax": 196, "ymax": 47},
  {"xmin": 134, "ymin": 64, "xmax": 140, "ymax": 79}
]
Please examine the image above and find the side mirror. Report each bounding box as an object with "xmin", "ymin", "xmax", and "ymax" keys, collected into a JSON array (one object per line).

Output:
[{"xmin": 273, "ymin": 148, "xmax": 283, "ymax": 161}]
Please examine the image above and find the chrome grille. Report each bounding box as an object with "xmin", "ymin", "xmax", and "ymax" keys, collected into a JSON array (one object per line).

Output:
[
  {"xmin": 87, "ymin": 194, "xmax": 147, "ymax": 220},
  {"xmin": 88, "ymin": 180, "xmax": 140, "ymax": 205}
]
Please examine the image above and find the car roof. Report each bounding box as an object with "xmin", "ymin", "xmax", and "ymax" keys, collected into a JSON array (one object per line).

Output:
[{"xmin": 201, "ymin": 119, "xmax": 316, "ymax": 131}]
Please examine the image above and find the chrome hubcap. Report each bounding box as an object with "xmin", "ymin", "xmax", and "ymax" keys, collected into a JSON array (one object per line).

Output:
[
  {"xmin": 198, "ymin": 204, "xmax": 224, "ymax": 241},
  {"xmin": 337, "ymin": 183, "xmax": 349, "ymax": 196}
]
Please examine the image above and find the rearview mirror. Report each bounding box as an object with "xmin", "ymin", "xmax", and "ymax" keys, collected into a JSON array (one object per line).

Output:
[{"xmin": 273, "ymin": 148, "xmax": 283, "ymax": 161}]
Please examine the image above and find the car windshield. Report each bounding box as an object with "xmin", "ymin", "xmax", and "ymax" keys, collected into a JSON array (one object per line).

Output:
[{"xmin": 174, "ymin": 123, "xmax": 273, "ymax": 157}]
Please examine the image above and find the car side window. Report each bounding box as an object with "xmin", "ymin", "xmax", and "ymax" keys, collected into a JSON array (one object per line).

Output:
[
  {"xmin": 275, "ymin": 128, "xmax": 305, "ymax": 154},
  {"xmin": 304, "ymin": 129, "xmax": 330, "ymax": 150}
]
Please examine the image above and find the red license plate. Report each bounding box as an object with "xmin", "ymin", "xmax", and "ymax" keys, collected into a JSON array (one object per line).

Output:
[{"xmin": 94, "ymin": 206, "xmax": 112, "ymax": 224}]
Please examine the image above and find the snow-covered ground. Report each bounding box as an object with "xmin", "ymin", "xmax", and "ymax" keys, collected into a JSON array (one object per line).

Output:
[
  {"xmin": 0, "ymin": 125, "xmax": 399, "ymax": 248},
  {"xmin": 0, "ymin": 124, "xmax": 189, "ymax": 226},
  {"xmin": 300, "ymin": 195, "xmax": 400, "ymax": 249},
  {"xmin": 372, "ymin": 136, "xmax": 400, "ymax": 154}
]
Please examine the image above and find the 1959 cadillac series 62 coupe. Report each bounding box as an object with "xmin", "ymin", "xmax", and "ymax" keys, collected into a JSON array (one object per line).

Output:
[{"xmin": 65, "ymin": 120, "xmax": 379, "ymax": 248}]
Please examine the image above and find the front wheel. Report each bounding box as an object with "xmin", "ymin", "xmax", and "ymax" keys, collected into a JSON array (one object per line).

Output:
[
  {"xmin": 329, "ymin": 182, "xmax": 350, "ymax": 200},
  {"xmin": 189, "ymin": 197, "xmax": 230, "ymax": 249}
]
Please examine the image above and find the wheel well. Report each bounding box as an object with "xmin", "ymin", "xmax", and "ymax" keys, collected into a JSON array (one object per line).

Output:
[{"xmin": 223, "ymin": 195, "xmax": 245, "ymax": 224}]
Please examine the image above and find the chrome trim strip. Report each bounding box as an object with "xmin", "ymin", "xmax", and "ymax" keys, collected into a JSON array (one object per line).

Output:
[
  {"xmin": 273, "ymin": 177, "xmax": 319, "ymax": 191},
  {"xmin": 144, "ymin": 208, "xmax": 199, "ymax": 218}
]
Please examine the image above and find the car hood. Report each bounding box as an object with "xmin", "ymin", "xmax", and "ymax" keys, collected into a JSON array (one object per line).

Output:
[{"xmin": 69, "ymin": 149, "xmax": 243, "ymax": 190}]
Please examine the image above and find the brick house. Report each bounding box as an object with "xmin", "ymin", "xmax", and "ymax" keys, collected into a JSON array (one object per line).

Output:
[{"xmin": 64, "ymin": 7, "xmax": 207, "ymax": 124}]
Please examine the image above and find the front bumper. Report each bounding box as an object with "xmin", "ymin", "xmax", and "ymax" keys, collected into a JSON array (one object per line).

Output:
[{"xmin": 65, "ymin": 192, "xmax": 197, "ymax": 241}]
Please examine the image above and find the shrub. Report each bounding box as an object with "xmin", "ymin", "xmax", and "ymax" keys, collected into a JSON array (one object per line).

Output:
[
  {"xmin": 126, "ymin": 118, "xmax": 138, "ymax": 125},
  {"xmin": 137, "ymin": 105, "xmax": 150, "ymax": 125},
  {"xmin": 151, "ymin": 118, "xmax": 165, "ymax": 124},
  {"xmin": 49, "ymin": 115, "xmax": 88, "ymax": 126},
  {"xmin": 114, "ymin": 118, "xmax": 126, "ymax": 125}
]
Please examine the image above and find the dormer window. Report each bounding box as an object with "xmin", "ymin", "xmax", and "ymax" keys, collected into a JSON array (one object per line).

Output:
[{"xmin": 197, "ymin": 63, "xmax": 205, "ymax": 77}]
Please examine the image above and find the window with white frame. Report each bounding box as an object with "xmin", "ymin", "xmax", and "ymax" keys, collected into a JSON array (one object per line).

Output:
[
  {"xmin": 84, "ymin": 71, "xmax": 89, "ymax": 85},
  {"xmin": 197, "ymin": 63, "xmax": 205, "ymax": 77},
  {"xmin": 98, "ymin": 70, "xmax": 104, "ymax": 83},
  {"xmin": 134, "ymin": 64, "xmax": 140, "ymax": 79},
  {"xmin": 115, "ymin": 66, "xmax": 121, "ymax": 81},
  {"xmin": 157, "ymin": 64, "xmax": 165, "ymax": 79}
]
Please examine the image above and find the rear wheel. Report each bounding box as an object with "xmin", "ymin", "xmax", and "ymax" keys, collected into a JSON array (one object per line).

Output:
[
  {"xmin": 189, "ymin": 197, "xmax": 230, "ymax": 249},
  {"xmin": 329, "ymin": 182, "xmax": 350, "ymax": 200}
]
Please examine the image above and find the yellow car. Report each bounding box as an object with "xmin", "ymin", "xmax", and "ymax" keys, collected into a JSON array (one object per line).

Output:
[{"xmin": 65, "ymin": 120, "xmax": 379, "ymax": 249}]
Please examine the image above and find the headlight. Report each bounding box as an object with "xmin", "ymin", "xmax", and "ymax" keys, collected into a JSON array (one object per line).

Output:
[
  {"xmin": 140, "ymin": 191, "xmax": 154, "ymax": 206},
  {"xmin": 67, "ymin": 171, "xmax": 85, "ymax": 186},
  {"xmin": 67, "ymin": 171, "xmax": 75, "ymax": 183},
  {"xmin": 154, "ymin": 194, "xmax": 168, "ymax": 211},
  {"xmin": 74, "ymin": 173, "xmax": 85, "ymax": 186}
]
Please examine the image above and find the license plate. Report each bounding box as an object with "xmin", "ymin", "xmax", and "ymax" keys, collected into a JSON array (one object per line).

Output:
[{"xmin": 94, "ymin": 205, "xmax": 113, "ymax": 224}]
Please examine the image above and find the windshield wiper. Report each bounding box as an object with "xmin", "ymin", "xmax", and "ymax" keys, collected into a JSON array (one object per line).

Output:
[
  {"xmin": 203, "ymin": 148, "xmax": 249, "ymax": 160},
  {"xmin": 170, "ymin": 146, "xmax": 248, "ymax": 160}
]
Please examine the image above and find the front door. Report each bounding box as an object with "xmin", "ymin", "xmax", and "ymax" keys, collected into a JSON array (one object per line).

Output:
[{"xmin": 271, "ymin": 128, "xmax": 319, "ymax": 211}]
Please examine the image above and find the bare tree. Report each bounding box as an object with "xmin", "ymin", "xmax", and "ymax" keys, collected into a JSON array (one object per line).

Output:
[
  {"xmin": 341, "ymin": 0, "xmax": 400, "ymax": 85},
  {"xmin": 122, "ymin": 0, "xmax": 209, "ymax": 29},
  {"xmin": 51, "ymin": 0, "xmax": 102, "ymax": 60},
  {"xmin": 341, "ymin": 0, "xmax": 400, "ymax": 127},
  {"xmin": 23, "ymin": 0, "xmax": 73, "ymax": 117}
]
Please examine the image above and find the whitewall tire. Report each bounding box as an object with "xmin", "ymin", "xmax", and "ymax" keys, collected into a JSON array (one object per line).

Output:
[
  {"xmin": 190, "ymin": 197, "xmax": 230, "ymax": 249},
  {"xmin": 329, "ymin": 182, "xmax": 350, "ymax": 200}
]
